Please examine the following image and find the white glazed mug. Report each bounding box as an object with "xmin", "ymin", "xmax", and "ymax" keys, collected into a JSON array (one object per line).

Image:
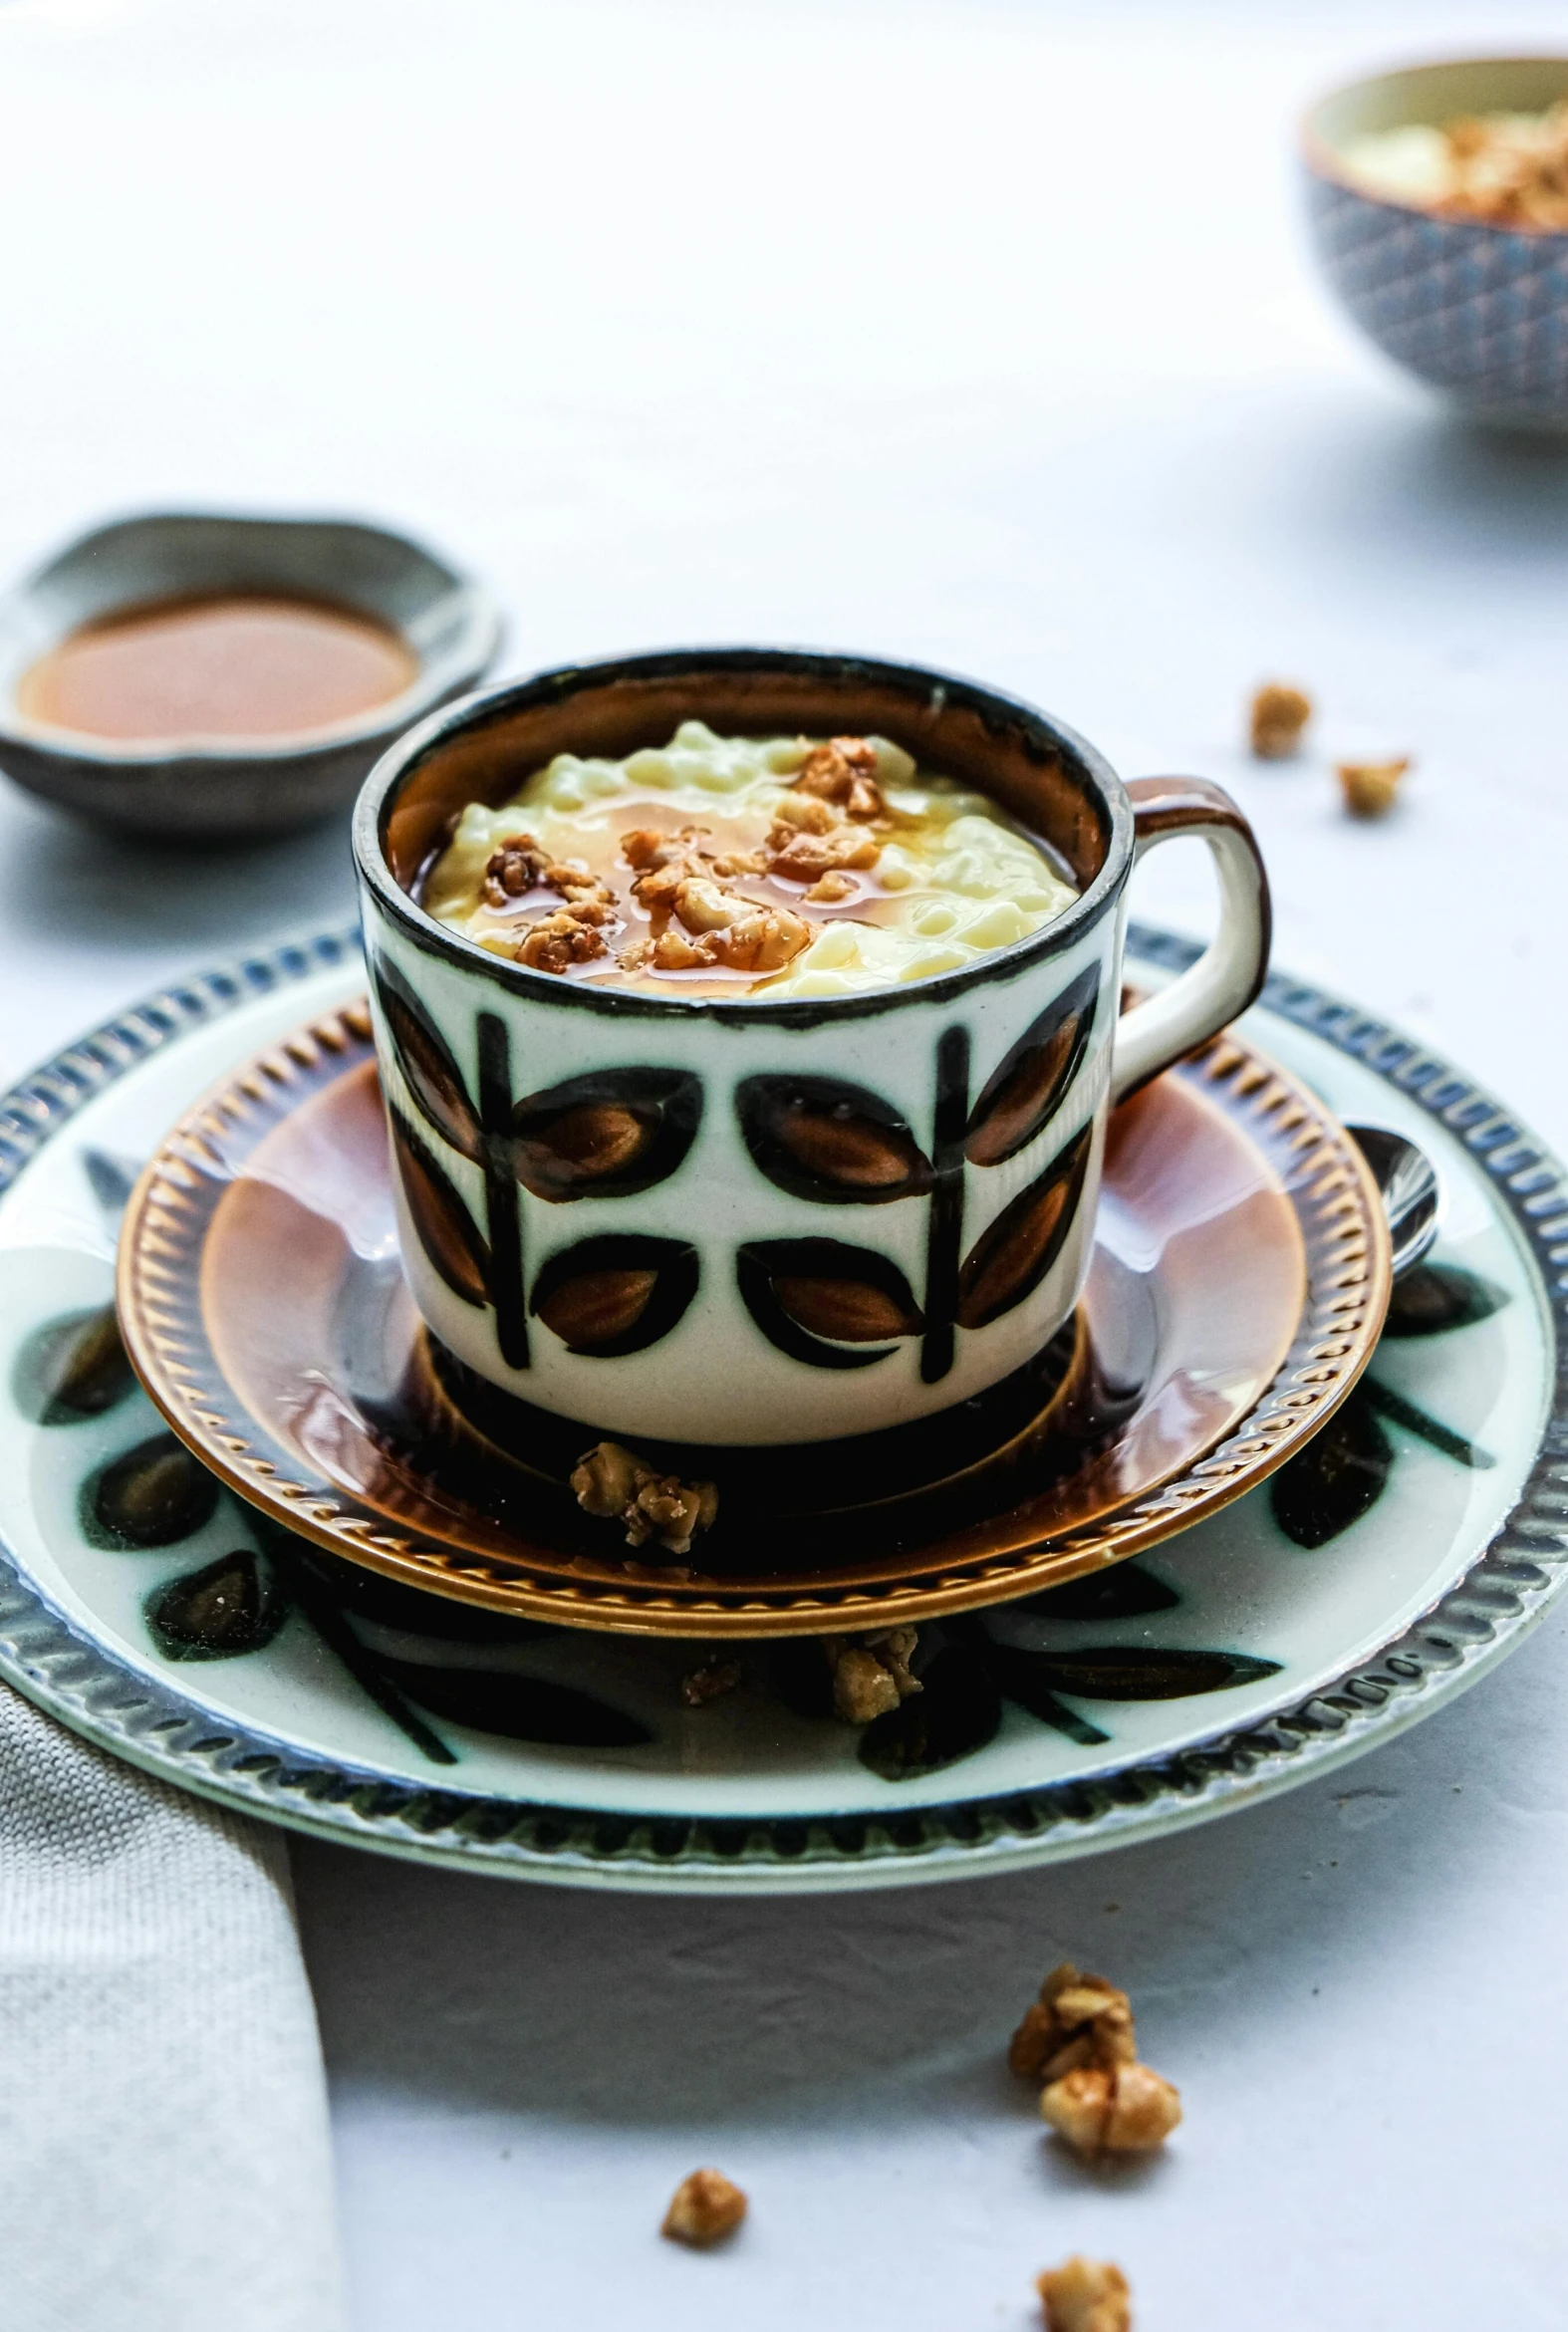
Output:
[{"xmin": 353, "ymin": 650, "xmax": 1270, "ymax": 1448}]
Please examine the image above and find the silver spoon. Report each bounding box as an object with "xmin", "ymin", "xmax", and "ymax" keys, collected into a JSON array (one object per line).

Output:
[{"xmin": 1348, "ymin": 1125, "xmax": 1440, "ymax": 1280}]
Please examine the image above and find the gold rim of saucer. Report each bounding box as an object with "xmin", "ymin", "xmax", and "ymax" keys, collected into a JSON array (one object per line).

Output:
[{"xmin": 116, "ymin": 1000, "xmax": 1392, "ymax": 1637}]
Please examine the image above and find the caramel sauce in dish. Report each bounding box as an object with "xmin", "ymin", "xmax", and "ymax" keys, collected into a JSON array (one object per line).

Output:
[
  {"xmin": 16, "ymin": 593, "xmax": 417, "ymax": 743},
  {"xmin": 422, "ymin": 722, "xmax": 1079, "ymax": 1000}
]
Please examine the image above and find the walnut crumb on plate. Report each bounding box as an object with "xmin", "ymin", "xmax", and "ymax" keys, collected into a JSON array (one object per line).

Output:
[
  {"xmin": 570, "ymin": 1440, "xmax": 718, "ymax": 1556},
  {"xmin": 823, "ymin": 1626, "xmax": 921, "ymax": 1722},
  {"xmin": 1249, "ymin": 681, "xmax": 1312, "ymax": 760},
  {"xmin": 1037, "ymin": 2254, "xmax": 1132, "ymax": 2332},
  {"xmin": 680, "ymin": 1658, "xmax": 743, "ymax": 1708},
  {"xmin": 661, "ymin": 2168, "xmax": 747, "ymax": 2247}
]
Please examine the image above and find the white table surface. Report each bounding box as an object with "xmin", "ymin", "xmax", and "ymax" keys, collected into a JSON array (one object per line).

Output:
[{"xmin": 5, "ymin": 1, "xmax": 1568, "ymax": 2323}]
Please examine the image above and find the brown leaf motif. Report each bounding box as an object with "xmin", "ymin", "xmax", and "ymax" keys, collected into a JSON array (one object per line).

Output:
[
  {"xmin": 736, "ymin": 1237, "xmax": 924, "ymax": 1370},
  {"xmin": 389, "ymin": 1109, "xmax": 491, "ymax": 1307},
  {"xmin": 531, "ymin": 1233, "xmax": 700, "ymax": 1357},
  {"xmin": 956, "ymin": 1123, "xmax": 1093, "ymax": 1331},
  {"xmin": 511, "ymin": 1068, "xmax": 702, "ymax": 1201},
  {"xmin": 735, "ymin": 1074, "xmax": 932, "ymax": 1204},
  {"xmin": 372, "ymin": 957, "xmax": 483, "ymax": 1162},
  {"xmin": 965, "ymin": 964, "xmax": 1099, "ymax": 1167}
]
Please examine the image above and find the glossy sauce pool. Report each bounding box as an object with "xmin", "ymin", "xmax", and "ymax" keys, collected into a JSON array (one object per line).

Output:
[{"xmin": 16, "ymin": 593, "xmax": 417, "ymax": 742}]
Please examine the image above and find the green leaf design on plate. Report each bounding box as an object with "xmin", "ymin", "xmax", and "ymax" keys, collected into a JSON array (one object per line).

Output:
[
  {"xmin": 374, "ymin": 1658, "xmax": 652, "ymax": 1748},
  {"xmin": 857, "ymin": 1646, "xmax": 1002, "ymax": 1780},
  {"xmin": 979, "ymin": 1641, "xmax": 1111, "ymax": 1744},
  {"xmin": 15, "ymin": 1306, "xmax": 135, "ymax": 1425},
  {"xmin": 1010, "ymin": 1562, "xmax": 1179, "ymax": 1622},
  {"xmin": 1383, "ymin": 1263, "xmax": 1508, "ymax": 1338},
  {"xmin": 999, "ymin": 1645, "xmax": 1282, "ymax": 1699},
  {"xmin": 765, "ymin": 1637, "xmax": 837, "ymax": 1720},
  {"xmin": 1270, "ymin": 1389, "xmax": 1394, "ymax": 1549},
  {"xmin": 269, "ymin": 1528, "xmax": 558, "ymax": 1646},
  {"xmin": 145, "ymin": 1549, "xmax": 287, "ymax": 1661},
  {"xmin": 1361, "ymin": 1378, "xmax": 1495, "ymax": 1469},
  {"xmin": 261, "ymin": 1537, "xmax": 457, "ymax": 1766},
  {"xmin": 83, "ymin": 1431, "xmax": 220, "ymax": 1549}
]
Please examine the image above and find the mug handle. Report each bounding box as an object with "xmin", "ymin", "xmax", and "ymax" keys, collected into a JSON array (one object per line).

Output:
[{"xmin": 1110, "ymin": 777, "xmax": 1272, "ymax": 1107}]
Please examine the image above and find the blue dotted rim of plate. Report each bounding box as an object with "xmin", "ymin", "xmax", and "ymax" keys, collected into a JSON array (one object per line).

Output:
[{"xmin": 0, "ymin": 921, "xmax": 1565, "ymax": 1895}]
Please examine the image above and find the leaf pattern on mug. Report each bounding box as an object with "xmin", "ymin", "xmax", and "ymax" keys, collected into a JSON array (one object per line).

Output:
[
  {"xmin": 372, "ymin": 956, "xmax": 483, "ymax": 1162},
  {"xmin": 955, "ymin": 1122, "xmax": 1093, "ymax": 1331},
  {"xmin": 511, "ymin": 1068, "xmax": 702, "ymax": 1201},
  {"xmin": 734, "ymin": 1074, "xmax": 933, "ymax": 1205},
  {"xmin": 737, "ymin": 1237, "xmax": 924, "ymax": 1370},
  {"xmin": 531, "ymin": 1233, "xmax": 700, "ymax": 1357},
  {"xmin": 388, "ymin": 1108, "xmax": 491, "ymax": 1308},
  {"xmin": 964, "ymin": 963, "xmax": 1100, "ymax": 1167}
]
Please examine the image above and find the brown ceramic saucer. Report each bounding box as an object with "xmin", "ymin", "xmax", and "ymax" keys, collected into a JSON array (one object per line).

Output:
[{"xmin": 118, "ymin": 1000, "xmax": 1390, "ymax": 1636}]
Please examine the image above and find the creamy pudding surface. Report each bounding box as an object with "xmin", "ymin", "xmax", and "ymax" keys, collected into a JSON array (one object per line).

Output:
[{"xmin": 421, "ymin": 721, "xmax": 1078, "ymax": 999}]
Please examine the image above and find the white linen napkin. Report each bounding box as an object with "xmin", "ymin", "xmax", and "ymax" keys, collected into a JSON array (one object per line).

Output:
[{"xmin": 0, "ymin": 1682, "xmax": 345, "ymax": 2332}]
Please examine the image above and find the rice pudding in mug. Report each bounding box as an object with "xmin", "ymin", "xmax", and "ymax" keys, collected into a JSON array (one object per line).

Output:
[{"xmin": 353, "ymin": 649, "xmax": 1271, "ymax": 1448}]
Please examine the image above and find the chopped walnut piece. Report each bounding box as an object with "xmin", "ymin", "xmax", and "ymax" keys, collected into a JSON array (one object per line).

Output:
[
  {"xmin": 823, "ymin": 1627, "xmax": 922, "ymax": 1723},
  {"xmin": 660, "ymin": 2167, "xmax": 748, "ymax": 2248},
  {"xmin": 1014, "ymin": 1960, "xmax": 1179, "ymax": 2157},
  {"xmin": 625, "ymin": 825, "xmax": 712, "ymax": 909},
  {"xmin": 672, "ymin": 875, "xmax": 741, "ymax": 934},
  {"xmin": 1036, "ymin": 2255, "xmax": 1132, "ymax": 2332},
  {"xmin": 706, "ymin": 903, "xmax": 813, "ymax": 972},
  {"xmin": 1040, "ymin": 2060, "xmax": 1182, "ymax": 2157},
  {"xmin": 515, "ymin": 908, "xmax": 610, "ymax": 972},
  {"xmin": 651, "ymin": 926, "xmax": 714, "ymax": 971},
  {"xmin": 1248, "ymin": 681, "xmax": 1313, "ymax": 760},
  {"xmin": 806, "ymin": 869, "xmax": 858, "ymax": 903},
  {"xmin": 793, "ymin": 735, "xmax": 888, "ymax": 822},
  {"xmin": 1009, "ymin": 1962, "xmax": 1136, "ymax": 2082},
  {"xmin": 627, "ymin": 1471, "xmax": 719, "ymax": 1556},
  {"xmin": 570, "ymin": 1438, "xmax": 647, "ymax": 1518},
  {"xmin": 680, "ymin": 1658, "xmax": 744, "ymax": 1708},
  {"xmin": 765, "ymin": 816, "xmax": 882, "ymax": 885},
  {"xmin": 570, "ymin": 1440, "xmax": 718, "ymax": 1557},
  {"xmin": 483, "ymin": 830, "xmax": 619, "ymax": 971},
  {"xmin": 653, "ymin": 896, "xmax": 812, "ymax": 976},
  {"xmin": 1338, "ymin": 756, "xmax": 1410, "ymax": 820}
]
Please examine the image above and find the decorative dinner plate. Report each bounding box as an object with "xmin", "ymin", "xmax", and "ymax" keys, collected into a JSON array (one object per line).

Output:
[
  {"xmin": 0, "ymin": 924, "xmax": 1561, "ymax": 1894},
  {"xmin": 114, "ymin": 998, "xmax": 1386, "ymax": 1633}
]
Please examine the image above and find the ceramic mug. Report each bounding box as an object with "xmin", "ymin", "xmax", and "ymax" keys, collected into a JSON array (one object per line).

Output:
[{"xmin": 353, "ymin": 649, "xmax": 1270, "ymax": 1447}]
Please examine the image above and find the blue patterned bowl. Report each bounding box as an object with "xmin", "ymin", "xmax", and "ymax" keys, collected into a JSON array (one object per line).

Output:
[{"xmin": 1304, "ymin": 57, "xmax": 1568, "ymax": 429}]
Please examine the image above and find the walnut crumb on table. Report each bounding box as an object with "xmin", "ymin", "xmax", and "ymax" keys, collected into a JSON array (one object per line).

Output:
[
  {"xmin": 1337, "ymin": 757, "xmax": 1410, "ymax": 820},
  {"xmin": 1037, "ymin": 2255, "xmax": 1132, "ymax": 2332},
  {"xmin": 660, "ymin": 2168, "xmax": 747, "ymax": 2247},
  {"xmin": 1248, "ymin": 681, "xmax": 1312, "ymax": 760},
  {"xmin": 1011, "ymin": 1962, "xmax": 1181, "ymax": 2158},
  {"xmin": 570, "ymin": 1440, "xmax": 718, "ymax": 1557}
]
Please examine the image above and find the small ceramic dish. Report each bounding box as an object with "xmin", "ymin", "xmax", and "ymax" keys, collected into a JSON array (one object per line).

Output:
[
  {"xmin": 115, "ymin": 995, "xmax": 1389, "ymax": 1636},
  {"xmin": 1304, "ymin": 56, "xmax": 1568, "ymax": 428},
  {"xmin": 0, "ymin": 511, "xmax": 502, "ymax": 840}
]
